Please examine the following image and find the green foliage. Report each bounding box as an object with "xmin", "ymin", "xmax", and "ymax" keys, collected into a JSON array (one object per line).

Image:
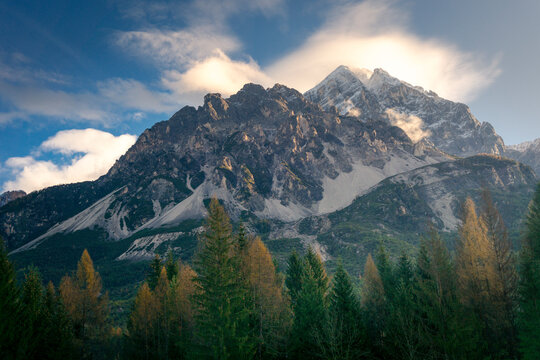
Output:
[
  {"xmin": 519, "ymin": 183, "xmax": 540, "ymax": 359},
  {"xmin": 192, "ymin": 198, "xmax": 255, "ymax": 359}
]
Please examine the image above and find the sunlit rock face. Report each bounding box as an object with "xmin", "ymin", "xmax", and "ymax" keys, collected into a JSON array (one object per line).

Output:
[{"xmin": 305, "ymin": 65, "xmax": 506, "ymax": 157}]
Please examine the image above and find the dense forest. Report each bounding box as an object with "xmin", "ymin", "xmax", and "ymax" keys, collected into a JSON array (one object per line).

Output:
[{"xmin": 1, "ymin": 185, "xmax": 540, "ymax": 360}]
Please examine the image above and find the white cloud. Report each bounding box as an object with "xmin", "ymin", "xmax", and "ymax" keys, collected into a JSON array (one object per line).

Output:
[
  {"xmin": 266, "ymin": 0, "xmax": 500, "ymax": 102},
  {"xmin": 161, "ymin": 50, "xmax": 272, "ymax": 100},
  {"xmin": 385, "ymin": 108, "xmax": 431, "ymax": 143},
  {"xmin": 2, "ymin": 129, "xmax": 137, "ymax": 193}
]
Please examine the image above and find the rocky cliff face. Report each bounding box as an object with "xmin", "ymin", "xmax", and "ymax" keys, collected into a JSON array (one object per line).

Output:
[
  {"xmin": 505, "ymin": 138, "xmax": 540, "ymax": 175},
  {"xmin": 305, "ymin": 66, "xmax": 506, "ymax": 157},
  {"xmin": 0, "ymin": 190, "xmax": 26, "ymax": 208},
  {"xmin": 2, "ymin": 83, "xmax": 451, "ymax": 252}
]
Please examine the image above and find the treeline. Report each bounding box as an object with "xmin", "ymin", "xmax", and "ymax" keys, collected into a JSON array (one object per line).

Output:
[{"xmin": 1, "ymin": 186, "xmax": 540, "ymax": 359}]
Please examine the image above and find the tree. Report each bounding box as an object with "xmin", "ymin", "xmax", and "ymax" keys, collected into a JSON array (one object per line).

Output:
[
  {"xmin": 42, "ymin": 282, "xmax": 75, "ymax": 360},
  {"xmin": 289, "ymin": 263, "xmax": 328, "ymax": 359},
  {"xmin": 481, "ymin": 188, "xmax": 519, "ymax": 358},
  {"xmin": 285, "ymin": 251, "xmax": 304, "ymax": 307},
  {"xmin": 361, "ymin": 254, "xmax": 386, "ymax": 355},
  {"xmin": 455, "ymin": 198, "xmax": 498, "ymax": 318},
  {"xmin": 192, "ymin": 198, "xmax": 255, "ymax": 359},
  {"xmin": 519, "ymin": 183, "xmax": 540, "ymax": 359},
  {"xmin": 125, "ymin": 282, "xmax": 157, "ymax": 360},
  {"xmin": 0, "ymin": 236, "xmax": 22, "ymax": 360},
  {"xmin": 147, "ymin": 254, "xmax": 162, "ymax": 290},
  {"xmin": 327, "ymin": 261, "xmax": 367, "ymax": 360},
  {"xmin": 244, "ymin": 237, "xmax": 291, "ymax": 358},
  {"xmin": 165, "ymin": 250, "xmax": 179, "ymax": 281},
  {"xmin": 304, "ymin": 247, "xmax": 329, "ymax": 296},
  {"xmin": 60, "ymin": 249, "xmax": 109, "ymax": 359},
  {"xmin": 415, "ymin": 229, "xmax": 482, "ymax": 359}
]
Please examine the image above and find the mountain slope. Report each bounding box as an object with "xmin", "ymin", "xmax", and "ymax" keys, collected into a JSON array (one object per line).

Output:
[
  {"xmin": 305, "ymin": 66, "xmax": 506, "ymax": 157},
  {"xmin": 1, "ymin": 83, "xmax": 450, "ymax": 252},
  {"xmin": 505, "ymin": 137, "xmax": 540, "ymax": 175}
]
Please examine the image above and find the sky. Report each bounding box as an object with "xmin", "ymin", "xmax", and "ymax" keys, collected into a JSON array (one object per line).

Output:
[{"xmin": 0, "ymin": 0, "xmax": 539, "ymax": 193}]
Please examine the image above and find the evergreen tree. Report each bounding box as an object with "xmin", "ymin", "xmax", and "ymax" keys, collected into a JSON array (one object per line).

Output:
[
  {"xmin": 192, "ymin": 198, "xmax": 255, "ymax": 359},
  {"xmin": 289, "ymin": 264, "xmax": 328, "ymax": 359},
  {"xmin": 0, "ymin": 236, "xmax": 22, "ymax": 360},
  {"xmin": 165, "ymin": 250, "xmax": 179, "ymax": 281},
  {"xmin": 304, "ymin": 247, "xmax": 329, "ymax": 296},
  {"xmin": 18, "ymin": 268, "xmax": 47, "ymax": 359},
  {"xmin": 415, "ymin": 229, "xmax": 482, "ymax": 359},
  {"xmin": 285, "ymin": 251, "xmax": 304, "ymax": 307},
  {"xmin": 147, "ymin": 254, "xmax": 162, "ymax": 290},
  {"xmin": 519, "ymin": 183, "xmax": 540, "ymax": 359},
  {"xmin": 327, "ymin": 261, "xmax": 367, "ymax": 360},
  {"xmin": 42, "ymin": 282, "xmax": 75, "ymax": 360}
]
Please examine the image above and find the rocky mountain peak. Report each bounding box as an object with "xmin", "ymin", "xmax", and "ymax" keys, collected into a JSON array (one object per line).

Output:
[{"xmin": 0, "ymin": 190, "xmax": 26, "ymax": 208}]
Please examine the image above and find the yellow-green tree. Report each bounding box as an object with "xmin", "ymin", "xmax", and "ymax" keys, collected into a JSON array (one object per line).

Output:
[
  {"xmin": 244, "ymin": 237, "xmax": 291, "ymax": 358},
  {"xmin": 126, "ymin": 282, "xmax": 157, "ymax": 360},
  {"xmin": 361, "ymin": 253, "xmax": 386, "ymax": 354},
  {"xmin": 59, "ymin": 249, "xmax": 109, "ymax": 358}
]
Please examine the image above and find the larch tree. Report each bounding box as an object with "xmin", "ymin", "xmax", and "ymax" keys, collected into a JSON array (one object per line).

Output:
[
  {"xmin": 481, "ymin": 188, "xmax": 519, "ymax": 358},
  {"xmin": 125, "ymin": 282, "xmax": 157, "ymax": 360},
  {"xmin": 361, "ymin": 253, "xmax": 386, "ymax": 355},
  {"xmin": 244, "ymin": 237, "xmax": 291, "ymax": 359},
  {"xmin": 455, "ymin": 198, "xmax": 498, "ymax": 321},
  {"xmin": 519, "ymin": 183, "xmax": 540, "ymax": 359},
  {"xmin": 192, "ymin": 197, "xmax": 255, "ymax": 359},
  {"xmin": 59, "ymin": 249, "xmax": 109, "ymax": 359}
]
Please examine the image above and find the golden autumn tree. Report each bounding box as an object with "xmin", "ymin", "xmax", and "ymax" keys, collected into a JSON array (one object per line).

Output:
[
  {"xmin": 456, "ymin": 198, "xmax": 498, "ymax": 308},
  {"xmin": 243, "ymin": 237, "xmax": 291, "ymax": 358},
  {"xmin": 126, "ymin": 282, "xmax": 157, "ymax": 360},
  {"xmin": 59, "ymin": 249, "xmax": 109, "ymax": 358}
]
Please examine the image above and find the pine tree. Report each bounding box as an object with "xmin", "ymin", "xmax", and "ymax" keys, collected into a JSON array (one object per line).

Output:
[
  {"xmin": 60, "ymin": 249, "xmax": 109, "ymax": 359},
  {"xmin": 289, "ymin": 264, "xmax": 328, "ymax": 359},
  {"xmin": 18, "ymin": 268, "xmax": 47, "ymax": 359},
  {"xmin": 285, "ymin": 251, "xmax": 304, "ymax": 307},
  {"xmin": 415, "ymin": 229, "xmax": 482, "ymax": 359},
  {"xmin": 327, "ymin": 261, "xmax": 366, "ymax": 360},
  {"xmin": 304, "ymin": 247, "xmax": 329, "ymax": 296},
  {"xmin": 165, "ymin": 250, "xmax": 179, "ymax": 281},
  {"xmin": 192, "ymin": 198, "xmax": 255, "ymax": 359},
  {"xmin": 519, "ymin": 183, "xmax": 540, "ymax": 359},
  {"xmin": 0, "ymin": 236, "xmax": 22, "ymax": 360},
  {"xmin": 42, "ymin": 282, "xmax": 75, "ymax": 360},
  {"xmin": 147, "ymin": 254, "xmax": 162, "ymax": 290},
  {"xmin": 481, "ymin": 188, "xmax": 519, "ymax": 358}
]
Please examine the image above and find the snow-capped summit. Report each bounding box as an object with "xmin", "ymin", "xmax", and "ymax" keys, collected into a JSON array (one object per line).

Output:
[{"xmin": 305, "ymin": 65, "xmax": 506, "ymax": 157}]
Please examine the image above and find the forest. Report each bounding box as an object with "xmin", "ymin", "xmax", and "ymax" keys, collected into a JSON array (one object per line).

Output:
[{"xmin": 1, "ymin": 186, "xmax": 540, "ymax": 360}]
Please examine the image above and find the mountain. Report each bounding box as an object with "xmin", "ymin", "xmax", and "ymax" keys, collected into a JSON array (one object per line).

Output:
[
  {"xmin": 305, "ymin": 66, "xmax": 506, "ymax": 157},
  {"xmin": 2, "ymin": 83, "xmax": 450, "ymax": 252},
  {"xmin": 0, "ymin": 190, "xmax": 26, "ymax": 207},
  {"xmin": 505, "ymin": 138, "xmax": 540, "ymax": 175},
  {"xmin": 1, "ymin": 77, "xmax": 537, "ymax": 294}
]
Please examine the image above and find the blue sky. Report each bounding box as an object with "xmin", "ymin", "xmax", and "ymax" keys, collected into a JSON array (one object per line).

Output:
[{"xmin": 1, "ymin": 0, "xmax": 539, "ymax": 192}]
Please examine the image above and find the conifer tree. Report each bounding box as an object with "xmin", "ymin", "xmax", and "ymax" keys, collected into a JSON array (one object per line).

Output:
[
  {"xmin": 42, "ymin": 282, "xmax": 75, "ymax": 360},
  {"xmin": 327, "ymin": 261, "xmax": 366, "ymax": 360},
  {"xmin": 147, "ymin": 254, "xmax": 162, "ymax": 290},
  {"xmin": 285, "ymin": 251, "xmax": 304, "ymax": 306},
  {"xmin": 289, "ymin": 264, "xmax": 328, "ymax": 359},
  {"xmin": 481, "ymin": 188, "xmax": 519, "ymax": 358},
  {"xmin": 519, "ymin": 183, "xmax": 540, "ymax": 359},
  {"xmin": 125, "ymin": 282, "xmax": 157, "ymax": 360},
  {"xmin": 415, "ymin": 229, "xmax": 482, "ymax": 359},
  {"xmin": 60, "ymin": 249, "xmax": 109, "ymax": 359},
  {"xmin": 361, "ymin": 254, "xmax": 386, "ymax": 355},
  {"xmin": 0, "ymin": 236, "xmax": 22, "ymax": 360},
  {"xmin": 244, "ymin": 237, "xmax": 291, "ymax": 358},
  {"xmin": 192, "ymin": 198, "xmax": 255, "ymax": 359},
  {"xmin": 165, "ymin": 250, "xmax": 179, "ymax": 281},
  {"xmin": 18, "ymin": 268, "xmax": 47, "ymax": 359},
  {"xmin": 304, "ymin": 247, "xmax": 329, "ymax": 296}
]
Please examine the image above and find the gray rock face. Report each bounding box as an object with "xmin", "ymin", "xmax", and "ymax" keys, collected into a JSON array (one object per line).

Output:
[
  {"xmin": 505, "ymin": 138, "xmax": 540, "ymax": 175},
  {"xmin": 305, "ymin": 66, "xmax": 506, "ymax": 157},
  {"xmin": 1, "ymin": 83, "xmax": 450, "ymax": 251},
  {"xmin": 0, "ymin": 190, "xmax": 26, "ymax": 207}
]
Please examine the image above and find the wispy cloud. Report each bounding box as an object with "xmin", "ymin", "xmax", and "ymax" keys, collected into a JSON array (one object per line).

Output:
[{"xmin": 2, "ymin": 129, "xmax": 137, "ymax": 192}]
